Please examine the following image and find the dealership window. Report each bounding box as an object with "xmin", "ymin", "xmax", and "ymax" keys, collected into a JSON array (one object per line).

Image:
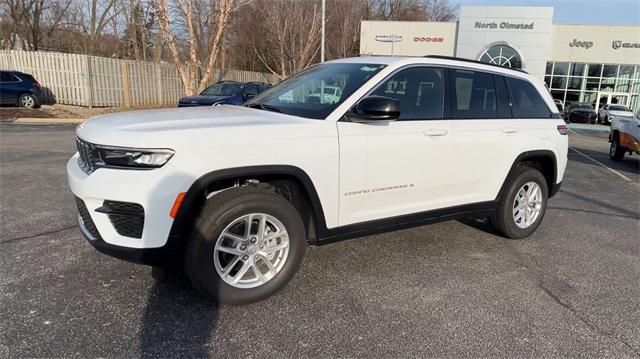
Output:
[
  {"xmin": 587, "ymin": 64, "xmax": 602, "ymax": 77},
  {"xmin": 551, "ymin": 76, "xmax": 567, "ymax": 90},
  {"xmin": 567, "ymin": 77, "xmax": 583, "ymax": 90},
  {"xmin": 570, "ymin": 63, "xmax": 585, "ymax": 77},
  {"xmin": 371, "ymin": 67, "xmax": 444, "ymax": 120},
  {"xmin": 477, "ymin": 43, "xmax": 523, "ymax": 69},
  {"xmin": 553, "ymin": 63, "xmax": 569, "ymax": 76},
  {"xmin": 545, "ymin": 62, "xmax": 640, "ymax": 114},
  {"xmin": 602, "ymin": 65, "xmax": 618, "ymax": 78}
]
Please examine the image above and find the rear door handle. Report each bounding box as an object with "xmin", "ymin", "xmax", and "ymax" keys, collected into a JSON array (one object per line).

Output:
[
  {"xmin": 501, "ymin": 127, "xmax": 519, "ymax": 134},
  {"xmin": 423, "ymin": 129, "xmax": 448, "ymax": 137}
]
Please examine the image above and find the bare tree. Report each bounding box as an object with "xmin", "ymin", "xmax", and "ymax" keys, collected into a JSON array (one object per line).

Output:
[
  {"xmin": 155, "ymin": 0, "xmax": 248, "ymax": 95},
  {"xmin": 0, "ymin": 0, "xmax": 71, "ymax": 50},
  {"xmin": 422, "ymin": 0, "xmax": 458, "ymax": 21},
  {"xmin": 247, "ymin": 0, "xmax": 321, "ymax": 79}
]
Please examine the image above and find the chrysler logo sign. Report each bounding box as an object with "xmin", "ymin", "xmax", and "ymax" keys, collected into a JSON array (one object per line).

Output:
[
  {"xmin": 374, "ymin": 34, "xmax": 402, "ymax": 43},
  {"xmin": 612, "ymin": 40, "xmax": 640, "ymax": 49}
]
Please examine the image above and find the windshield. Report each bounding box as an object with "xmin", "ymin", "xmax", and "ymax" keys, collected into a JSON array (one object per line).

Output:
[
  {"xmin": 574, "ymin": 103, "xmax": 592, "ymax": 109},
  {"xmin": 201, "ymin": 83, "xmax": 243, "ymax": 96},
  {"xmin": 246, "ymin": 63, "xmax": 386, "ymax": 119},
  {"xmin": 610, "ymin": 105, "xmax": 630, "ymax": 111}
]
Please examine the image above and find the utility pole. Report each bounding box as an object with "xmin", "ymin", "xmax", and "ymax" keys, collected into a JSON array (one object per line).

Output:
[{"xmin": 321, "ymin": 0, "xmax": 326, "ymax": 62}]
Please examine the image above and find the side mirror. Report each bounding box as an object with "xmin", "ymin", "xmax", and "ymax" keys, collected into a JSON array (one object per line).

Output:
[{"xmin": 348, "ymin": 96, "xmax": 401, "ymax": 122}]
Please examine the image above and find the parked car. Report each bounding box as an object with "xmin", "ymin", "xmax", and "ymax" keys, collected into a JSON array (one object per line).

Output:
[
  {"xmin": 609, "ymin": 114, "xmax": 640, "ymax": 161},
  {"xmin": 564, "ymin": 102, "xmax": 596, "ymax": 124},
  {"xmin": 0, "ymin": 70, "xmax": 43, "ymax": 108},
  {"xmin": 177, "ymin": 81, "xmax": 271, "ymax": 107},
  {"xmin": 68, "ymin": 56, "xmax": 568, "ymax": 304},
  {"xmin": 598, "ymin": 104, "xmax": 634, "ymax": 125},
  {"xmin": 307, "ymin": 85, "xmax": 343, "ymax": 104}
]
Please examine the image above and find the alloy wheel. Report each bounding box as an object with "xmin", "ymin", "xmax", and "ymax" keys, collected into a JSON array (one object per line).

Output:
[
  {"xmin": 512, "ymin": 182, "xmax": 542, "ymax": 229},
  {"xmin": 213, "ymin": 213, "xmax": 289, "ymax": 289}
]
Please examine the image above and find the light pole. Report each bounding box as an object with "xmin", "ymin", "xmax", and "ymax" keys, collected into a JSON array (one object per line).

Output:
[{"xmin": 321, "ymin": 0, "xmax": 326, "ymax": 62}]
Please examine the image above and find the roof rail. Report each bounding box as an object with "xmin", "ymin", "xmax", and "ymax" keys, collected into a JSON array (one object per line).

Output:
[{"xmin": 424, "ymin": 55, "xmax": 529, "ymax": 74}]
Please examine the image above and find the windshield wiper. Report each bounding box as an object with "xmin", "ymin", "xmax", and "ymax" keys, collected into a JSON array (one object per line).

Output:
[{"xmin": 247, "ymin": 103, "xmax": 282, "ymax": 113}]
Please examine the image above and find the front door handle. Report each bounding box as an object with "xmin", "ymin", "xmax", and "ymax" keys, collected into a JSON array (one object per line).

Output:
[
  {"xmin": 423, "ymin": 129, "xmax": 448, "ymax": 136},
  {"xmin": 501, "ymin": 127, "xmax": 519, "ymax": 134}
]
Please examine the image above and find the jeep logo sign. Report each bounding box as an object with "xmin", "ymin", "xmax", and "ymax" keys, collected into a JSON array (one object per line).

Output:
[
  {"xmin": 568, "ymin": 39, "xmax": 593, "ymax": 49},
  {"xmin": 612, "ymin": 40, "xmax": 640, "ymax": 49},
  {"xmin": 374, "ymin": 35, "xmax": 402, "ymax": 43}
]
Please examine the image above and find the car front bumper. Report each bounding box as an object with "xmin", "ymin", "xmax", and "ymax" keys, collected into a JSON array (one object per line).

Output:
[{"xmin": 67, "ymin": 153, "xmax": 194, "ymax": 261}]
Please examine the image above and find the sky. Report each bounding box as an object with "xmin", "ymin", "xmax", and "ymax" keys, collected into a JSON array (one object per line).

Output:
[{"xmin": 455, "ymin": 0, "xmax": 640, "ymax": 25}]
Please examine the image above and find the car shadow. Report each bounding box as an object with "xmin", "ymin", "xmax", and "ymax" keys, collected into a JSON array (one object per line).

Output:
[
  {"xmin": 569, "ymin": 146, "xmax": 640, "ymax": 178},
  {"xmin": 139, "ymin": 269, "xmax": 219, "ymax": 358}
]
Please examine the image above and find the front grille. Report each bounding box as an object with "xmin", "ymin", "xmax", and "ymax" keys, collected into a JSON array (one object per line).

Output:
[
  {"xmin": 76, "ymin": 137, "xmax": 99, "ymax": 174},
  {"xmin": 100, "ymin": 201, "xmax": 145, "ymax": 239},
  {"xmin": 75, "ymin": 196, "xmax": 102, "ymax": 240}
]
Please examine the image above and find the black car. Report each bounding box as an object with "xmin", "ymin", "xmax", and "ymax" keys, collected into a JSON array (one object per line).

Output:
[
  {"xmin": 0, "ymin": 70, "xmax": 43, "ymax": 108},
  {"xmin": 178, "ymin": 81, "xmax": 271, "ymax": 107},
  {"xmin": 564, "ymin": 102, "xmax": 596, "ymax": 124}
]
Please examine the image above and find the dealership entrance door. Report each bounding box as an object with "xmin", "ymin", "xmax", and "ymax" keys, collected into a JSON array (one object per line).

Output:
[{"xmin": 596, "ymin": 92, "xmax": 629, "ymax": 110}]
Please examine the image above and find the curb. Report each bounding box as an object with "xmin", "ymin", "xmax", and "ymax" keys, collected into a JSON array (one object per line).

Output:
[{"xmin": 13, "ymin": 117, "xmax": 85, "ymax": 125}]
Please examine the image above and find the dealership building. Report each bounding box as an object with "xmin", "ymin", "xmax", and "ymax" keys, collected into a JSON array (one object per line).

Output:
[{"xmin": 360, "ymin": 6, "xmax": 640, "ymax": 113}]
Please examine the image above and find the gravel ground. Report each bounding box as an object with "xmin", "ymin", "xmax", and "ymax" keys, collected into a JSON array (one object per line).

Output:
[{"xmin": 0, "ymin": 124, "xmax": 638, "ymax": 358}]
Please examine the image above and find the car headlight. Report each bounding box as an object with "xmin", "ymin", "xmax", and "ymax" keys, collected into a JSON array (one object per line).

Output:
[
  {"xmin": 94, "ymin": 146, "xmax": 175, "ymax": 169},
  {"xmin": 212, "ymin": 101, "xmax": 225, "ymax": 106}
]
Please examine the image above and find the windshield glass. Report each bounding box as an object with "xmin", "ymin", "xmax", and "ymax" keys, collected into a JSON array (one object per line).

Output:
[
  {"xmin": 610, "ymin": 105, "xmax": 629, "ymax": 111},
  {"xmin": 246, "ymin": 63, "xmax": 386, "ymax": 119},
  {"xmin": 201, "ymin": 83, "xmax": 243, "ymax": 96},
  {"xmin": 574, "ymin": 103, "xmax": 592, "ymax": 109}
]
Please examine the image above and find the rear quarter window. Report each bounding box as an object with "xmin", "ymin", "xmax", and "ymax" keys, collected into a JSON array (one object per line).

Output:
[{"xmin": 506, "ymin": 77, "xmax": 551, "ymax": 119}]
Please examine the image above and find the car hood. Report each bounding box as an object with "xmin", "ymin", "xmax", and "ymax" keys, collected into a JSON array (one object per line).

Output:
[
  {"xmin": 608, "ymin": 110, "xmax": 633, "ymax": 116},
  {"xmin": 76, "ymin": 105, "xmax": 327, "ymax": 149},
  {"xmin": 178, "ymin": 95, "xmax": 234, "ymax": 104}
]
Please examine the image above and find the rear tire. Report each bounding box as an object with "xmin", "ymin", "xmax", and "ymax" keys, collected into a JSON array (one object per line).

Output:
[
  {"xmin": 18, "ymin": 93, "xmax": 37, "ymax": 109},
  {"xmin": 184, "ymin": 186, "xmax": 306, "ymax": 305},
  {"xmin": 490, "ymin": 166, "xmax": 548, "ymax": 239},
  {"xmin": 610, "ymin": 136, "xmax": 625, "ymax": 161}
]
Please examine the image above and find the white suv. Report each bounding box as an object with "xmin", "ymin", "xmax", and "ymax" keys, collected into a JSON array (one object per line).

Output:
[{"xmin": 67, "ymin": 56, "xmax": 568, "ymax": 304}]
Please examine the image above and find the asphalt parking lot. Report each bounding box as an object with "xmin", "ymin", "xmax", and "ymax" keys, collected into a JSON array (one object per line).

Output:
[{"xmin": 1, "ymin": 124, "xmax": 638, "ymax": 358}]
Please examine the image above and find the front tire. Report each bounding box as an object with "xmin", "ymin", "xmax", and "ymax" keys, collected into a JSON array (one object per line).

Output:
[
  {"xmin": 610, "ymin": 136, "xmax": 625, "ymax": 161},
  {"xmin": 490, "ymin": 167, "xmax": 548, "ymax": 239},
  {"xmin": 184, "ymin": 186, "xmax": 306, "ymax": 305}
]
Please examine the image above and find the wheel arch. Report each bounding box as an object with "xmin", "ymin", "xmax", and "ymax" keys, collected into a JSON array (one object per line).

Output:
[
  {"xmin": 497, "ymin": 150, "xmax": 558, "ymax": 200},
  {"xmin": 167, "ymin": 165, "xmax": 328, "ymax": 251}
]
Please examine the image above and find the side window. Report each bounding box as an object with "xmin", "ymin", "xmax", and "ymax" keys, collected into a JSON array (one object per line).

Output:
[
  {"xmin": 450, "ymin": 69, "xmax": 497, "ymax": 119},
  {"xmin": 370, "ymin": 67, "xmax": 444, "ymax": 120},
  {"xmin": 0, "ymin": 72, "xmax": 18, "ymax": 83},
  {"xmin": 495, "ymin": 75, "xmax": 512, "ymax": 118},
  {"xmin": 244, "ymin": 85, "xmax": 258, "ymax": 97},
  {"xmin": 506, "ymin": 77, "xmax": 551, "ymax": 118}
]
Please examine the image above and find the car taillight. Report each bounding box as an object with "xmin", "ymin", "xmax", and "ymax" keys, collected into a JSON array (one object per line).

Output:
[
  {"xmin": 557, "ymin": 124, "xmax": 568, "ymax": 135},
  {"xmin": 35, "ymin": 82, "xmax": 42, "ymax": 90}
]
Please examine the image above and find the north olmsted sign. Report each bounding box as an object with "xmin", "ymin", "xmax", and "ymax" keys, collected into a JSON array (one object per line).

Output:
[{"xmin": 474, "ymin": 21, "xmax": 534, "ymax": 30}]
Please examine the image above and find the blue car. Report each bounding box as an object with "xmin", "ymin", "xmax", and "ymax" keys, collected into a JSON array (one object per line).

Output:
[
  {"xmin": 0, "ymin": 70, "xmax": 43, "ymax": 108},
  {"xmin": 178, "ymin": 81, "xmax": 271, "ymax": 107}
]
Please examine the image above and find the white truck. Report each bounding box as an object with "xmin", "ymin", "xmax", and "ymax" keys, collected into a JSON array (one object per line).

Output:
[
  {"xmin": 67, "ymin": 56, "xmax": 568, "ymax": 304},
  {"xmin": 609, "ymin": 114, "xmax": 640, "ymax": 161}
]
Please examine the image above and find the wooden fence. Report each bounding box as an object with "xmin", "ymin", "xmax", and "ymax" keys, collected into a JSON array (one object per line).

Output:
[{"xmin": 0, "ymin": 50, "xmax": 279, "ymax": 107}]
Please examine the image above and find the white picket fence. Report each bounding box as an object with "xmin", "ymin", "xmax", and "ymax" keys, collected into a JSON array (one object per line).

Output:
[{"xmin": 0, "ymin": 50, "xmax": 279, "ymax": 107}]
